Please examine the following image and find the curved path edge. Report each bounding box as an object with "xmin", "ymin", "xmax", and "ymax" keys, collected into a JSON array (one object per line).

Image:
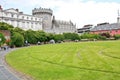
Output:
[{"xmin": 0, "ymin": 48, "xmax": 33, "ymax": 80}]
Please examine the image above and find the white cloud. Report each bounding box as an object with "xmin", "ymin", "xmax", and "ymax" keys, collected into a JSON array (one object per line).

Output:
[{"xmin": 1, "ymin": 0, "xmax": 120, "ymax": 28}]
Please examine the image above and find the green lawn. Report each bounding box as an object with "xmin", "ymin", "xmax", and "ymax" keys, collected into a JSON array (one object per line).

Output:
[{"xmin": 6, "ymin": 41, "xmax": 120, "ymax": 80}]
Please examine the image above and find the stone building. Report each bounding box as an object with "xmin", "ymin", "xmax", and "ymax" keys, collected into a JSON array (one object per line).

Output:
[
  {"xmin": 0, "ymin": 5, "xmax": 76, "ymax": 34},
  {"xmin": 32, "ymin": 7, "xmax": 76, "ymax": 34},
  {"xmin": 0, "ymin": 5, "xmax": 42, "ymax": 31}
]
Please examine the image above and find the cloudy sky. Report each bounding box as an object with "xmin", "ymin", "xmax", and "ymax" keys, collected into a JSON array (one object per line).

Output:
[{"xmin": 1, "ymin": 0, "xmax": 120, "ymax": 28}]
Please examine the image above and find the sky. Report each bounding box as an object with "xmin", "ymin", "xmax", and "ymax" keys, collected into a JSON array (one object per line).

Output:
[{"xmin": 1, "ymin": 0, "xmax": 120, "ymax": 28}]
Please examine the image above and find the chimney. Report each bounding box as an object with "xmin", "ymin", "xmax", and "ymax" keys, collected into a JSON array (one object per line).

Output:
[{"xmin": 16, "ymin": 9, "xmax": 19, "ymax": 12}]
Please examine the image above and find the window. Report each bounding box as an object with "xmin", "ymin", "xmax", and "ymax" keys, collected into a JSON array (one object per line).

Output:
[
  {"xmin": 11, "ymin": 14, "xmax": 14, "ymax": 17},
  {"xmin": 17, "ymin": 15, "xmax": 19, "ymax": 18},
  {"xmin": 22, "ymin": 16, "xmax": 24, "ymax": 19},
  {"xmin": 5, "ymin": 13, "xmax": 7, "ymax": 16},
  {"xmin": 35, "ymin": 18, "xmax": 37, "ymax": 21},
  {"xmin": 27, "ymin": 17, "xmax": 29, "ymax": 20}
]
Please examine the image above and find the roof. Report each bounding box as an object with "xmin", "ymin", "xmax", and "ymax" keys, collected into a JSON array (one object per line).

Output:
[{"xmin": 91, "ymin": 23, "xmax": 120, "ymax": 31}]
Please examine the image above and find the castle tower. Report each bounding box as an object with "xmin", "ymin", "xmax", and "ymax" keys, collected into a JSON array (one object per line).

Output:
[
  {"xmin": 32, "ymin": 7, "xmax": 53, "ymax": 30},
  {"xmin": 117, "ymin": 10, "xmax": 120, "ymax": 23}
]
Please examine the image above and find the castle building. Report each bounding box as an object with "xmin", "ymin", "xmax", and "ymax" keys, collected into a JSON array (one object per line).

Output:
[
  {"xmin": 0, "ymin": 5, "xmax": 42, "ymax": 31},
  {"xmin": 0, "ymin": 5, "xmax": 76, "ymax": 34},
  {"xmin": 32, "ymin": 7, "xmax": 76, "ymax": 34}
]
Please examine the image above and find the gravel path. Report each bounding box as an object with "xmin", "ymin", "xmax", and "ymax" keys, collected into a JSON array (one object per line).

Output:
[
  {"xmin": 0, "ymin": 48, "xmax": 33, "ymax": 80},
  {"xmin": 0, "ymin": 48, "xmax": 22, "ymax": 80}
]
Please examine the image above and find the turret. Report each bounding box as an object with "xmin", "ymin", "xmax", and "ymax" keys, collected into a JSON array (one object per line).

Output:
[
  {"xmin": 32, "ymin": 7, "xmax": 53, "ymax": 16},
  {"xmin": 32, "ymin": 7, "xmax": 53, "ymax": 30}
]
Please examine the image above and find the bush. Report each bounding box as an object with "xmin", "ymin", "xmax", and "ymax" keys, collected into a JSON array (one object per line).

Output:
[
  {"xmin": 11, "ymin": 32, "xmax": 24, "ymax": 47},
  {"xmin": 54, "ymin": 34, "xmax": 64, "ymax": 42},
  {"xmin": 81, "ymin": 33, "xmax": 99, "ymax": 40},
  {"xmin": 99, "ymin": 33, "xmax": 111, "ymax": 38},
  {"xmin": 36, "ymin": 31, "xmax": 47, "ymax": 42},
  {"xmin": 24, "ymin": 30, "xmax": 38, "ymax": 44},
  {"xmin": 0, "ymin": 33, "xmax": 6, "ymax": 46},
  {"xmin": 114, "ymin": 34, "xmax": 120, "ymax": 40},
  {"xmin": 80, "ymin": 33, "xmax": 108, "ymax": 40},
  {"xmin": 63, "ymin": 33, "xmax": 80, "ymax": 41}
]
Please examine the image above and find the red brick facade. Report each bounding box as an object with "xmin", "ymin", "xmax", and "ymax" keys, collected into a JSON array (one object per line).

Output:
[{"xmin": 91, "ymin": 29, "xmax": 120, "ymax": 36}]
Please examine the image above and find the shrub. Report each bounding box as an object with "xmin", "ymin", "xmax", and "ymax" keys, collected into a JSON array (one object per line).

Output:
[
  {"xmin": 36, "ymin": 31, "xmax": 47, "ymax": 42},
  {"xmin": 99, "ymin": 33, "xmax": 111, "ymax": 38},
  {"xmin": 114, "ymin": 34, "xmax": 120, "ymax": 40},
  {"xmin": 0, "ymin": 33, "xmax": 6, "ymax": 46},
  {"xmin": 63, "ymin": 33, "xmax": 80, "ymax": 41},
  {"xmin": 54, "ymin": 34, "xmax": 64, "ymax": 42},
  {"xmin": 11, "ymin": 32, "xmax": 24, "ymax": 47},
  {"xmin": 24, "ymin": 30, "xmax": 38, "ymax": 44}
]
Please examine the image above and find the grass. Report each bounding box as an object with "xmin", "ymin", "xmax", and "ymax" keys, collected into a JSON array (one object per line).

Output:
[{"xmin": 6, "ymin": 40, "xmax": 120, "ymax": 80}]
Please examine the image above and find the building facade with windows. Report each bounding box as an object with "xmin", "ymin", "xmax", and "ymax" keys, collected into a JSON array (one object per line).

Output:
[
  {"xmin": 0, "ymin": 6, "xmax": 42, "ymax": 31},
  {"xmin": 32, "ymin": 7, "xmax": 76, "ymax": 34},
  {"xmin": 77, "ymin": 24, "xmax": 93, "ymax": 34},
  {"xmin": 0, "ymin": 5, "xmax": 76, "ymax": 34},
  {"xmin": 90, "ymin": 23, "xmax": 120, "ymax": 36}
]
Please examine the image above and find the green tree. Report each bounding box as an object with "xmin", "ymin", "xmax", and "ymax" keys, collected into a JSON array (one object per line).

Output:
[
  {"xmin": 54, "ymin": 34, "xmax": 64, "ymax": 42},
  {"xmin": 11, "ymin": 32, "xmax": 24, "ymax": 47},
  {"xmin": 46, "ymin": 33, "xmax": 54, "ymax": 42},
  {"xmin": 99, "ymin": 33, "xmax": 111, "ymax": 38},
  {"xmin": 0, "ymin": 33, "xmax": 6, "ymax": 46},
  {"xmin": 63, "ymin": 33, "xmax": 80, "ymax": 41},
  {"xmin": 114, "ymin": 34, "xmax": 120, "ymax": 40},
  {"xmin": 36, "ymin": 31, "xmax": 47, "ymax": 42},
  {"xmin": 0, "ymin": 22, "xmax": 14, "ymax": 30},
  {"xmin": 13, "ymin": 27, "xmax": 25, "ymax": 36},
  {"xmin": 24, "ymin": 30, "xmax": 38, "ymax": 44}
]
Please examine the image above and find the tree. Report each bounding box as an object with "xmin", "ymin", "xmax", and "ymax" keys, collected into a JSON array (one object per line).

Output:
[
  {"xmin": 0, "ymin": 22, "xmax": 14, "ymax": 30},
  {"xmin": 63, "ymin": 33, "xmax": 80, "ymax": 41},
  {"xmin": 54, "ymin": 34, "xmax": 64, "ymax": 42},
  {"xmin": 0, "ymin": 33, "xmax": 6, "ymax": 46},
  {"xmin": 13, "ymin": 27, "xmax": 25, "ymax": 36},
  {"xmin": 11, "ymin": 32, "xmax": 24, "ymax": 47},
  {"xmin": 24, "ymin": 30, "xmax": 38, "ymax": 44},
  {"xmin": 114, "ymin": 34, "xmax": 120, "ymax": 40},
  {"xmin": 36, "ymin": 31, "xmax": 47, "ymax": 42},
  {"xmin": 46, "ymin": 33, "xmax": 54, "ymax": 42},
  {"xmin": 99, "ymin": 33, "xmax": 111, "ymax": 38}
]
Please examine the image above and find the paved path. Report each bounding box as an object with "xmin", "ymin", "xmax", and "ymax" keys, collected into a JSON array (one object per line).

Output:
[{"xmin": 0, "ymin": 48, "xmax": 22, "ymax": 80}]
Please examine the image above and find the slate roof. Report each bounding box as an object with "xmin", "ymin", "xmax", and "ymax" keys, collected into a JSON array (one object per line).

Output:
[{"xmin": 91, "ymin": 23, "xmax": 120, "ymax": 31}]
